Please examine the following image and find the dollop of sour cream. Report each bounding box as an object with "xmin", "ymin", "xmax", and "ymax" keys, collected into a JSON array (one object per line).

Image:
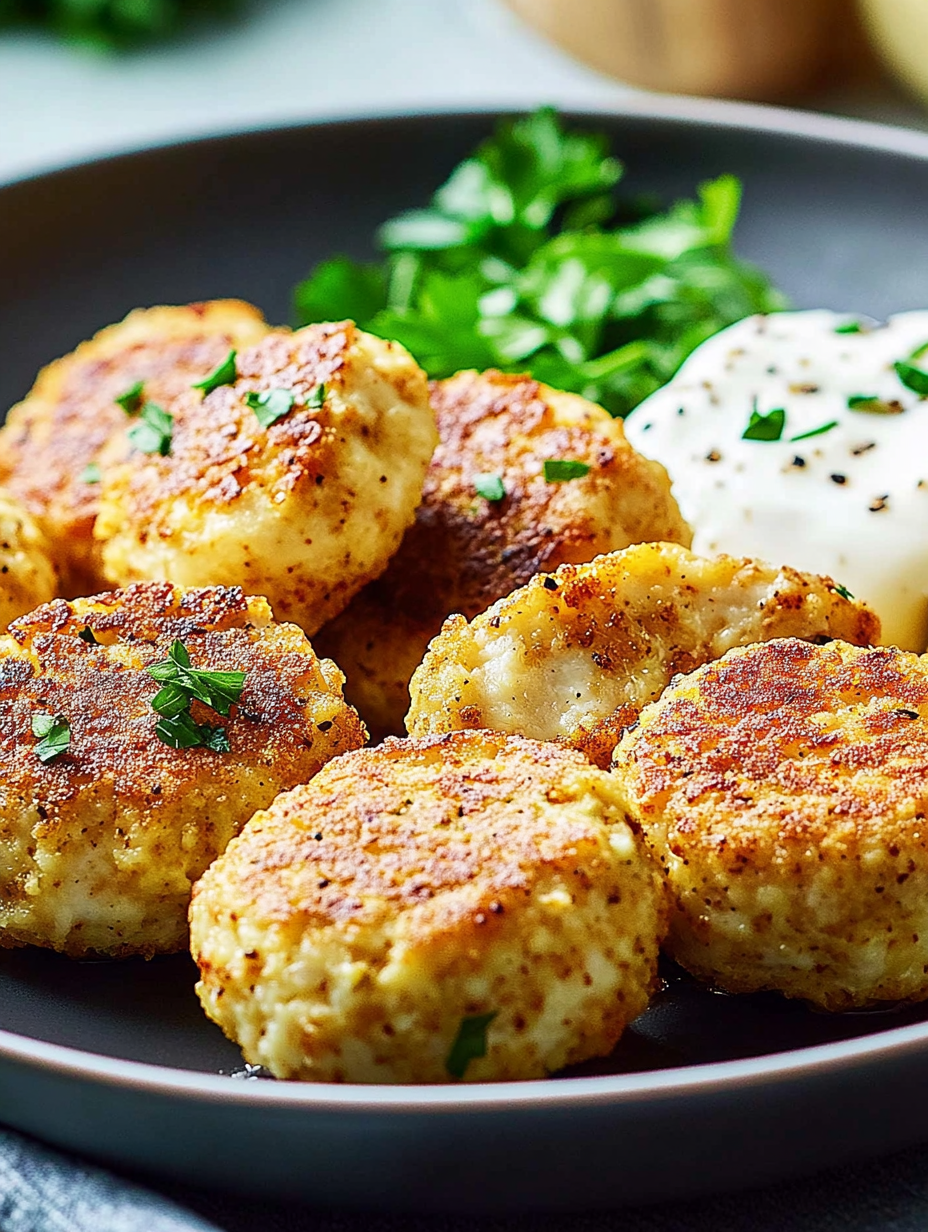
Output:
[{"xmin": 624, "ymin": 310, "xmax": 928, "ymax": 651}]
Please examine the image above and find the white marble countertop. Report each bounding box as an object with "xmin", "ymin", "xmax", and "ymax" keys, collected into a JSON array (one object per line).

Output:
[{"xmin": 2, "ymin": 0, "xmax": 927, "ymax": 186}]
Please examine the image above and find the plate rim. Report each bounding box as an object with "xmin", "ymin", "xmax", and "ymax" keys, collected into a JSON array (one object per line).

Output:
[
  {"xmin": 2, "ymin": 93, "xmax": 928, "ymax": 198},
  {"xmin": 4, "ymin": 99, "xmax": 928, "ymax": 1116}
]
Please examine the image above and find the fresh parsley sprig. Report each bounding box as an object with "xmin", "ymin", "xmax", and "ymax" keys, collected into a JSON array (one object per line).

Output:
[
  {"xmin": 147, "ymin": 640, "xmax": 245, "ymax": 751},
  {"xmin": 293, "ymin": 108, "xmax": 785, "ymax": 419},
  {"xmin": 31, "ymin": 713, "xmax": 71, "ymax": 763},
  {"xmin": 128, "ymin": 403, "xmax": 173, "ymax": 455},
  {"xmin": 193, "ymin": 350, "xmax": 237, "ymax": 394}
]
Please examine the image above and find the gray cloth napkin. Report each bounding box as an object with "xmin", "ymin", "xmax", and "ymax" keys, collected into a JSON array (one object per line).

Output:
[
  {"xmin": 7, "ymin": 1124, "xmax": 928, "ymax": 1232},
  {"xmin": 0, "ymin": 1128, "xmax": 220, "ymax": 1232}
]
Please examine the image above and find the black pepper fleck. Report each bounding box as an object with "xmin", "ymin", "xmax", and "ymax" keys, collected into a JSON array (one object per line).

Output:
[
  {"xmin": 869, "ymin": 495, "xmax": 889, "ymax": 512},
  {"xmin": 542, "ymin": 577, "xmax": 558, "ymax": 591},
  {"xmin": 830, "ymin": 473, "xmax": 847, "ymax": 486},
  {"xmin": 706, "ymin": 449, "xmax": 722, "ymax": 463}
]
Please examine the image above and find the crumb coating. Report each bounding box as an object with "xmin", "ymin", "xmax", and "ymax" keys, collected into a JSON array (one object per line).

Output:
[{"xmin": 191, "ymin": 730, "xmax": 666, "ymax": 1083}]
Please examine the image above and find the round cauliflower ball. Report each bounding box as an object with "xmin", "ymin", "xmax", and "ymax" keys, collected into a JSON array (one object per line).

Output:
[
  {"xmin": 315, "ymin": 370, "xmax": 690, "ymax": 740},
  {"xmin": 190, "ymin": 731, "xmax": 666, "ymax": 1084},
  {"xmin": 0, "ymin": 301, "xmax": 270, "ymax": 596},
  {"xmin": 95, "ymin": 322, "xmax": 438, "ymax": 637},
  {"xmin": 613, "ymin": 637, "xmax": 928, "ymax": 1011},
  {"xmin": 0, "ymin": 490, "xmax": 58, "ymax": 629},
  {"xmin": 0, "ymin": 582, "xmax": 366, "ymax": 959},
  {"xmin": 407, "ymin": 542, "xmax": 880, "ymax": 769}
]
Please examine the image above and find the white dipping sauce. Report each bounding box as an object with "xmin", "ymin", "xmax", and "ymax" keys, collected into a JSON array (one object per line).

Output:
[{"xmin": 624, "ymin": 310, "xmax": 928, "ymax": 651}]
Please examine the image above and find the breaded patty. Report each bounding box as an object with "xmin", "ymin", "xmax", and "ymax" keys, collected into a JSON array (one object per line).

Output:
[
  {"xmin": 190, "ymin": 731, "xmax": 666, "ymax": 1084},
  {"xmin": 407, "ymin": 542, "xmax": 880, "ymax": 769},
  {"xmin": 315, "ymin": 370, "xmax": 691, "ymax": 739},
  {"xmin": 0, "ymin": 301, "xmax": 270, "ymax": 595},
  {"xmin": 0, "ymin": 583, "xmax": 365, "ymax": 958},
  {"xmin": 95, "ymin": 322, "xmax": 437, "ymax": 636},
  {"xmin": 614, "ymin": 638, "xmax": 928, "ymax": 1010},
  {"xmin": 0, "ymin": 490, "xmax": 57, "ymax": 629}
]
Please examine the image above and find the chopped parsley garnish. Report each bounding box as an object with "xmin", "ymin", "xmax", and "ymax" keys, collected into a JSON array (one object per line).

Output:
[
  {"xmin": 847, "ymin": 394, "xmax": 901, "ymax": 415},
  {"xmin": 895, "ymin": 360, "xmax": 928, "ymax": 397},
  {"xmin": 474, "ymin": 473, "xmax": 505, "ymax": 502},
  {"xmin": 115, "ymin": 381, "xmax": 145, "ymax": 414},
  {"xmin": 193, "ymin": 350, "xmax": 237, "ymax": 394},
  {"xmin": 293, "ymin": 108, "xmax": 786, "ymax": 419},
  {"xmin": 77, "ymin": 626, "xmax": 99, "ymax": 645},
  {"xmin": 128, "ymin": 403, "xmax": 173, "ymax": 455},
  {"xmin": 307, "ymin": 383, "xmax": 327, "ymax": 410},
  {"xmin": 245, "ymin": 388, "xmax": 295, "ymax": 428},
  {"xmin": 445, "ymin": 1011, "xmax": 497, "ymax": 1080},
  {"xmin": 832, "ymin": 583, "xmax": 855, "ymax": 601},
  {"xmin": 742, "ymin": 403, "xmax": 785, "ymax": 442},
  {"xmin": 835, "ymin": 322, "xmax": 863, "ymax": 335},
  {"xmin": 912, "ymin": 340, "xmax": 928, "ymax": 360},
  {"xmin": 80, "ymin": 462, "xmax": 102, "ymax": 484},
  {"xmin": 31, "ymin": 713, "xmax": 71, "ymax": 763},
  {"xmin": 789, "ymin": 420, "xmax": 838, "ymax": 442},
  {"xmin": 147, "ymin": 639, "xmax": 246, "ymax": 752},
  {"xmin": 543, "ymin": 459, "xmax": 591, "ymax": 482}
]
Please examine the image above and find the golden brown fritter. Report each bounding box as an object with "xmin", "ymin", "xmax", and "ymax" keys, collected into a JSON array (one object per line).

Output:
[
  {"xmin": 0, "ymin": 302, "xmax": 270, "ymax": 595},
  {"xmin": 0, "ymin": 490, "xmax": 58, "ymax": 629},
  {"xmin": 190, "ymin": 730, "xmax": 666, "ymax": 1084},
  {"xmin": 315, "ymin": 370, "xmax": 691, "ymax": 739},
  {"xmin": 95, "ymin": 322, "xmax": 438, "ymax": 636},
  {"xmin": 407, "ymin": 542, "xmax": 880, "ymax": 768},
  {"xmin": 614, "ymin": 638, "xmax": 928, "ymax": 1010},
  {"xmin": 0, "ymin": 583, "xmax": 366, "ymax": 958}
]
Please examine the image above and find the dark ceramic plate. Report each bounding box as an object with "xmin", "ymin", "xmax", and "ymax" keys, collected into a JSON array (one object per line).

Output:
[{"xmin": 3, "ymin": 100, "xmax": 928, "ymax": 1213}]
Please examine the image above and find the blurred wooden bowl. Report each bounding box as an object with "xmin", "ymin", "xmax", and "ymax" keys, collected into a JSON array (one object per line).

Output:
[
  {"xmin": 859, "ymin": 0, "xmax": 928, "ymax": 105},
  {"xmin": 503, "ymin": 0, "xmax": 850, "ymax": 101}
]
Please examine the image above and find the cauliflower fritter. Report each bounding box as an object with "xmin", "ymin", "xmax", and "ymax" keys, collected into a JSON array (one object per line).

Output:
[
  {"xmin": 614, "ymin": 638, "xmax": 928, "ymax": 1010},
  {"xmin": 316, "ymin": 370, "xmax": 691, "ymax": 739},
  {"xmin": 0, "ymin": 583, "xmax": 366, "ymax": 959},
  {"xmin": 95, "ymin": 322, "xmax": 437, "ymax": 636},
  {"xmin": 0, "ymin": 490, "xmax": 57, "ymax": 629},
  {"xmin": 0, "ymin": 301, "xmax": 270, "ymax": 596},
  {"xmin": 190, "ymin": 731, "xmax": 666, "ymax": 1084},
  {"xmin": 407, "ymin": 542, "xmax": 880, "ymax": 768}
]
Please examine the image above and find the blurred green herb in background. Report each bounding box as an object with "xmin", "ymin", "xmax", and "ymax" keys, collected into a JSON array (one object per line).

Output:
[
  {"xmin": 294, "ymin": 108, "xmax": 787, "ymax": 418},
  {"xmin": 0, "ymin": 0, "xmax": 237, "ymax": 49}
]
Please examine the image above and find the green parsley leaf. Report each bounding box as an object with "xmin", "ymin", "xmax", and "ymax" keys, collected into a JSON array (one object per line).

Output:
[
  {"xmin": 192, "ymin": 350, "xmax": 237, "ymax": 394},
  {"xmin": 80, "ymin": 463, "xmax": 102, "ymax": 484},
  {"xmin": 150, "ymin": 681, "xmax": 193, "ymax": 720},
  {"xmin": 115, "ymin": 381, "xmax": 145, "ymax": 414},
  {"xmin": 895, "ymin": 360, "xmax": 928, "ymax": 396},
  {"xmin": 790, "ymin": 420, "xmax": 838, "ymax": 442},
  {"xmin": 835, "ymin": 321, "xmax": 863, "ymax": 335},
  {"xmin": 128, "ymin": 403, "xmax": 173, "ymax": 455},
  {"xmin": 912, "ymin": 340, "xmax": 928, "ymax": 360},
  {"xmin": 292, "ymin": 109, "xmax": 785, "ymax": 419},
  {"xmin": 847, "ymin": 394, "xmax": 901, "ymax": 415},
  {"xmin": 147, "ymin": 640, "xmax": 247, "ymax": 718},
  {"xmin": 245, "ymin": 388, "xmax": 295, "ymax": 428},
  {"xmin": 445, "ymin": 1011, "xmax": 497, "ymax": 1080},
  {"xmin": 307, "ymin": 384, "xmax": 326, "ymax": 411},
  {"xmin": 543, "ymin": 459, "xmax": 591, "ymax": 482},
  {"xmin": 742, "ymin": 404, "xmax": 785, "ymax": 442},
  {"xmin": 155, "ymin": 711, "xmax": 228, "ymax": 751},
  {"xmin": 31, "ymin": 713, "xmax": 71, "ymax": 763},
  {"xmin": 832, "ymin": 583, "xmax": 855, "ymax": 601},
  {"xmin": 77, "ymin": 626, "xmax": 99, "ymax": 645},
  {"xmin": 474, "ymin": 473, "xmax": 505, "ymax": 501}
]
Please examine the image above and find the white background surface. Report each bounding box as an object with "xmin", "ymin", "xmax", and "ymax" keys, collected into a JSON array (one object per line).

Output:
[{"xmin": 2, "ymin": 0, "xmax": 927, "ymax": 186}]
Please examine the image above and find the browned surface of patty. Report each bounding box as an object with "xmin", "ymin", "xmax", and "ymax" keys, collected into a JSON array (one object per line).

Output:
[
  {"xmin": 614, "ymin": 638, "xmax": 928, "ymax": 1008},
  {"xmin": 315, "ymin": 370, "xmax": 690, "ymax": 738},
  {"xmin": 0, "ymin": 301, "xmax": 270, "ymax": 595}
]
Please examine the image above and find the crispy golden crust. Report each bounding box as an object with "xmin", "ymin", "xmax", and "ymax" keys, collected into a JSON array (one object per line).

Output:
[
  {"xmin": 0, "ymin": 302, "xmax": 270, "ymax": 595},
  {"xmin": 190, "ymin": 731, "xmax": 666, "ymax": 1083},
  {"xmin": 614, "ymin": 638, "xmax": 928, "ymax": 1009},
  {"xmin": 0, "ymin": 583, "xmax": 366, "ymax": 958},
  {"xmin": 406, "ymin": 542, "xmax": 881, "ymax": 768},
  {"xmin": 0, "ymin": 490, "xmax": 58, "ymax": 629},
  {"xmin": 95, "ymin": 322, "xmax": 437, "ymax": 636},
  {"xmin": 315, "ymin": 370, "xmax": 691, "ymax": 738}
]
